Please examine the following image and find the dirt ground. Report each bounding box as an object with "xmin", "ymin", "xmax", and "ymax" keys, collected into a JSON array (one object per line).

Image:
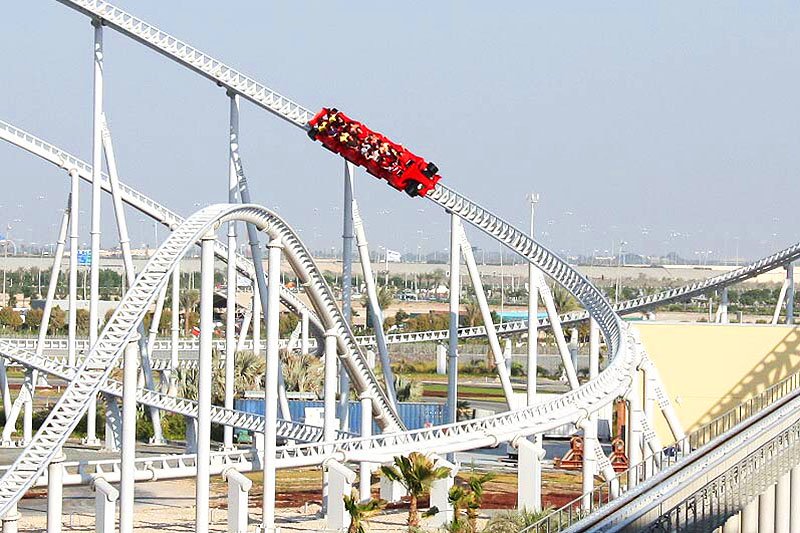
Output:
[{"xmin": 17, "ymin": 465, "xmax": 583, "ymax": 531}]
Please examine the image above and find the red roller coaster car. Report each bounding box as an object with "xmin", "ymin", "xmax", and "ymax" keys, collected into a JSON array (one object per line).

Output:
[{"xmin": 307, "ymin": 108, "xmax": 442, "ymax": 197}]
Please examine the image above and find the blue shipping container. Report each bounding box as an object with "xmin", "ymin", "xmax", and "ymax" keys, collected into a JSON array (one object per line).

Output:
[{"xmin": 234, "ymin": 399, "xmax": 444, "ymax": 435}]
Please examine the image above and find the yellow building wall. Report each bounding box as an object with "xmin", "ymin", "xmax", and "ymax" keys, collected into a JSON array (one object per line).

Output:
[{"xmin": 634, "ymin": 322, "xmax": 800, "ymax": 443}]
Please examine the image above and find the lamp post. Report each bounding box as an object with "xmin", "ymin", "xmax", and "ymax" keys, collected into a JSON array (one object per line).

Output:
[{"xmin": 615, "ymin": 240, "xmax": 627, "ymax": 304}]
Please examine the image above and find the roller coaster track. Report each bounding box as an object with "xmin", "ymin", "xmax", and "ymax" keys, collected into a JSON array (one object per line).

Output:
[
  {"xmin": 0, "ymin": 119, "xmax": 326, "ymax": 350},
  {"xmin": 0, "ymin": 340, "xmax": 353, "ymax": 443},
  {"xmin": 49, "ymin": 0, "xmax": 800, "ymax": 352},
  {"xmin": 0, "ymin": 0, "xmax": 779, "ymax": 519},
  {"xmin": 0, "ymin": 203, "xmax": 404, "ymax": 514}
]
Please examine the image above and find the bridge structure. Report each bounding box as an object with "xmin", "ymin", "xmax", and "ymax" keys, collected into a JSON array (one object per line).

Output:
[{"xmin": 0, "ymin": 2, "xmax": 798, "ymax": 532}]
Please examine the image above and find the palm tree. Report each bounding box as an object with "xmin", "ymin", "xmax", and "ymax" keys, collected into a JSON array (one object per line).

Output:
[
  {"xmin": 463, "ymin": 299, "xmax": 482, "ymax": 327},
  {"xmin": 283, "ymin": 352, "xmax": 323, "ymax": 396},
  {"xmin": 551, "ymin": 284, "xmax": 579, "ymax": 313},
  {"xmin": 343, "ymin": 490, "xmax": 385, "ymax": 533},
  {"xmin": 481, "ymin": 508, "xmax": 554, "ymax": 533},
  {"xmin": 447, "ymin": 470, "xmax": 494, "ymax": 532},
  {"xmin": 380, "ymin": 452, "xmax": 450, "ymax": 529},
  {"xmin": 464, "ymin": 471, "xmax": 494, "ymax": 531},
  {"xmin": 179, "ymin": 289, "xmax": 200, "ymax": 336},
  {"xmin": 361, "ymin": 285, "xmax": 394, "ymax": 311}
]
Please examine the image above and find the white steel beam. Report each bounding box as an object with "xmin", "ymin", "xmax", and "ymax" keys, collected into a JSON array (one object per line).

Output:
[
  {"xmin": 447, "ymin": 211, "xmax": 461, "ymax": 440},
  {"xmin": 67, "ymin": 169, "xmax": 79, "ymax": 367},
  {"xmin": 118, "ymin": 339, "xmax": 138, "ymax": 533},
  {"xmin": 261, "ymin": 239, "xmax": 283, "ymax": 531},
  {"xmin": 351, "ymin": 199, "xmax": 397, "ymax": 406},
  {"xmin": 455, "ymin": 220, "xmax": 515, "ymax": 407},
  {"xmin": 339, "ymin": 162, "xmax": 355, "ymax": 432},
  {"xmin": 224, "ymin": 93, "xmax": 240, "ymax": 449},
  {"xmin": 86, "ymin": 19, "xmax": 104, "ymax": 447},
  {"xmin": 195, "ymin": 234, "xmax": 215, "ymax": 533}
]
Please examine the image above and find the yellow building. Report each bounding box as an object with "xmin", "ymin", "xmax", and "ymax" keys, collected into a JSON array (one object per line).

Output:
[{"xmin": 634, "ymin": 322, "xmax": 800, "ymax": 443}]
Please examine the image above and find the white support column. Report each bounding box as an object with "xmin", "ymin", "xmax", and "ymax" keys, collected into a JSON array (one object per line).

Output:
[
  {"xmin": 533, "ymin": 270, "xmax": 579, "ymax": 388},
  {"xmin": 103, "ymin": 395, "xmax": 121, "ymax": 452},
  {"xmin": 324, "ymin": 331, "xmax": 338, "ymax": 443},
  {"xmin": 236, "ymin": 309, "xmax": 252, "ymax": 354},
  {"xmin": 325, "ymin": 460, "xmax": 356, "ymax": 531},
  {"xmin": 224, "ymin": 468, "xmax": 252, "ymax": 533},
  {"xmin": 323, "ymin": 329, "xmax": 338, "ymax": 511},
  {"xmin": 86, "ymin": 19, "xmax": 104, "ymax": 448},
  {"xmin": 456, "ymin": 221, "xmax": 515, "ymax": 406},
  {"xmin": 447, "ymin": 212, "xmax": 460, "ymax": 443},
  {"xmin": 379, "ymin": 474, "xmax": 406, "ymax": 503},
  {"xmin": 527, "ymin": 193, "xmax": 539, "ymax": 407},
  {"xmin": 773, "ymin": 278, "xmax": 789, "ymax": 325},
  {"xmin": 359, "ymin": 392, "xmax": 373, "ymax": 501},
  {"xmin": 741, "ymin": 498, "xmax": 758, "ymax": 533},
  {"xmin": 0, "ymin": 360, "xmax": 9, "ymax": 429},
  {"xmin": 196, "ymin": 234, "xmax": 215, "ymax": 533},
  {"xmin": 352, "ymin": 200, "xmax": 397, "ymax": 405},
  {"xmin": 118, "ymin": 339, "xmax": 138, "ymax": 533},
  {"xmin": 503, "ymin": 337, "xmax": 513, "ymax": 374},
  {"xmin": 92, "ymin": 478, "xmax": 118, "ymax": 533},
  {"xmin": 516, "ymin": 436, "xmax": 544, "ymax": 512},
  {"xmin": 719, "ymin": 287, "xmax": 729, "ymax": 324},
  {"xmin": 260, "ymin": 239, "xmax": 283, "ymax": 532},
  {"xmin": 582, "ymin": 319, "xmax": 601, "ymax": 511},
  {"xmin": 429, "ymin": 458, "xmax": 458, "ymax": 527},
  {"xmin": 759, "ymin": 484, "xmax": 776, "ymax": 533},
  {"xmin": 145, "ymin": 283, "xmax": 168, "ymax": 357},
  {"xmin": 339, "ymin": 161, "xmax": 355, "ymax": 432},
  {"xmin": 626, "ymin": 372, "xmax": 643, "ymax": 489},
  {"xmin": 225, "ymin": 93, "xmax": 240, "ymax": 449},
  {"xmin": 1, "ymin": 504, "xmax": 20, "ymax": 533},
  {"xmin": 46, "ymin": 450, "xmax": 65, "ymax": 533},
  {"xmin": 791, "ymin": 465, "xmax": 800, "ymax": 533},
  {"xmin": 67, "ymin": 168, "xmax": 80, "ymax": 367},
  {"xmin": 776, "ymin": 472, "xmax": 791, "ymax": 533},
  {"xmin": 787, "ymin": 263, "xmax": 795, "ymax": 325},
  {"xmin": 436, "ymin": 344, "xmax": 447, "ymax": 375},
  {"xmin": 722, "ymin": 513, "xmax": 740, "ymax": 533},
  {"xmin": 252, "ymin": 284, "xmax": 261, "ymax": 356},
  {"xmin": 169, "ymin": 266, "xmax": 180, "ymax": 397},
  {"xmin": 300, "ymin": 310, "xmax": 309, "ymax": 355},
  {"xmin": 569, "ymin": 328, "xmax": 579, "ymax": 377}
]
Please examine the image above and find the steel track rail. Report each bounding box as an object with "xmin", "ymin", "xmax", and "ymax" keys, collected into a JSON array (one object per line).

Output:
[
  {"xmin": 0, "ymin": 340, "xmax": 353, "ymax": 443},
  {"xmin": 569, "ymin": 379, "xmax": 800, "ymax": 531},
  {"xmin": 0, "ymin": 204, "xmax": 405, "ymax": 513},
  {"xmin": 0, "ymin": 119, "xmax": 326, "ymax": 350}
]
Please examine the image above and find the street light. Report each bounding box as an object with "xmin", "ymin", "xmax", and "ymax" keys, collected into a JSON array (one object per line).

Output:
[{"xmin": 615, "ymin": 240, "xmax": 627, "ymax": 304}]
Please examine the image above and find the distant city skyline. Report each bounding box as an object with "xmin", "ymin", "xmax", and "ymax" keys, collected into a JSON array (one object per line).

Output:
[{"xmin": 2, "ymin": 2, "xmax": 800, "ymax": 263}]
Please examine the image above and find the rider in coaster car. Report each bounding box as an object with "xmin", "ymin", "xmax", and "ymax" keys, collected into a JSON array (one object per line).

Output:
[
  {"xmin": 378, "ymin": 142, "xmax": 399, "ymax": 171},
  {"xmin": 361, "ymin": 134, "xmax": 380, "ymax": 160}
]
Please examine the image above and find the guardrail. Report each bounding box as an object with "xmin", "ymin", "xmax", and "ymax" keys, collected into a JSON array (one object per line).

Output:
[{"xmin": 524, "ymin": 370, "xmax": 800, "ymax": 532}]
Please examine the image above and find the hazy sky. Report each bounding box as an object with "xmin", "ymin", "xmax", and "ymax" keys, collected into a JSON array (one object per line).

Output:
[{"xmin": 2, "ymin": 2, "xmax": 799, "ymax": 262}]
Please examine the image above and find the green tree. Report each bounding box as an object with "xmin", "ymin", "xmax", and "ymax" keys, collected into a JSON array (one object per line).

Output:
[
  {"xmin": 49, "ymin": 306, "xmax": 66, "ymax": 334},
  {"xmin": 380, "ymin": 452, "xmax": 450, "ymax": 529},
  {"xmin": 75, "ymin": 308, "xmax": 90, "ymax": 334},
  {"xmin": 159, "ymin": 308, "xmax": 172, "ymax": 335},
  {"xmin": 179, "ymin": 290, "xmax": 200, "ymax": 336},
  {"xmin": 282, "ymin": 352, "xmax": 323, "ymax": 396},
  {"xmin": 343, "ymin": 490, "xmax": 385, "ymax": 533},
  {"xmin": 0, "ymin": 307, "xmax": 23, "ymax": 330},
  {"xmin": 448, "ymin": 470, "xmax": 495, "ymax": 532},
  {"xmin": 25, "ymin": 308, "xmax": 43, "ymax": 332},
  {"xmin": 551, "ymin": 285, "xmax": 578, "ymax": 313},
  {"xmin": 464, "ymin": 299, "xmax": 482, "ymax": 327}
]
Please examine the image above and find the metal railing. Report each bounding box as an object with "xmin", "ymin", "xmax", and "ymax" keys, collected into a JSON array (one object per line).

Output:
[{"xmin": 524, "ymin": 370, "xmax": 800, "ymax": 532}]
